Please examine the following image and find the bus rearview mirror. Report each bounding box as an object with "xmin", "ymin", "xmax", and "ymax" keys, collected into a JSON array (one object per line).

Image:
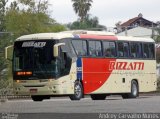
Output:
[
  {"xmin": 53, "ymin": 43, "xmax": 65, "ymax": 57},
  {"xmin": 5, "ymin": 45, "xmax": 13, "ymax": 61}
]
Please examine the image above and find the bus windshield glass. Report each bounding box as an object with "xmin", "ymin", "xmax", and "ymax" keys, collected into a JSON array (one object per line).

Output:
[{"xmin": 13, "ymin": 40, "xmax": 58, "ymax": 79}]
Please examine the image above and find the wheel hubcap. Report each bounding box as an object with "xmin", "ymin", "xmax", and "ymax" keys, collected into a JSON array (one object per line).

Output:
[
  {"xmin": 75, "ymin": 84, "xmax": 81, "ymax": 97},
  {"xmin": 132, "ymin": 83, "xmax": 137, "ymax": 96}
]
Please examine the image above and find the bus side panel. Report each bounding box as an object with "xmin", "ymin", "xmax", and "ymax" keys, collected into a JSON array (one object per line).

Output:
[
  {"xmin": 82, "ymin": 58, "xmax": 116, "ymax": 94},
  {"xmin": 82, "ymin": 59, "xmax": 157, "ymax": 94},
  {"xmin": 138, "ymin": 60, "xmax": 157, "ymax": 92}
]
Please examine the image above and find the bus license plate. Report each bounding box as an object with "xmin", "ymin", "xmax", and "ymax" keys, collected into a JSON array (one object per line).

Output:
[{"xmin": 30, "ymin": 89, "xmax": 37, "ymax": 93}]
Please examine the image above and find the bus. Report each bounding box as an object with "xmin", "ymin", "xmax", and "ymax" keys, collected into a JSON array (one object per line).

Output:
[{"xmin": 5, "ymin": 30, "xmax": 157, "ymax": 101}]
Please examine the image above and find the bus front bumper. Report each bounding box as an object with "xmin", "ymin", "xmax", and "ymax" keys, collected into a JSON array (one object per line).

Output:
[{"xmin": 13, "ymin": 80, "xmax": 74, "ymax": 96}]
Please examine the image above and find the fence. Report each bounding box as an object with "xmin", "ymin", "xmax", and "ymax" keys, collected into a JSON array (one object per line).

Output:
[{"xmin": 0, "ymin": 79, "xmax": 30, "ymax": 102}]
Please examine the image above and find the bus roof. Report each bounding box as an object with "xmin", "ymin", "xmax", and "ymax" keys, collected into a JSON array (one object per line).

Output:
[
  {"xmin": 117, "ymin": 36, "xmax": 155, "ymax": 42},
  {"xmin": 15, "ymin": 31, "xmax": 155, "ymax": 43},
  {"xmin": 16, "ymin": 33, "xmax": 73, "ymax": 41}
]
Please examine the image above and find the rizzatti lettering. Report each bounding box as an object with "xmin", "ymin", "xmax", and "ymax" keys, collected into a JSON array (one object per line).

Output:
[
  {"xmin": 109, "ymin": 61, "xmax": 144, "ymax": 70},
  {"xmin": 22, "ymin": 41, "xmax": 46, "ymax": 48}
]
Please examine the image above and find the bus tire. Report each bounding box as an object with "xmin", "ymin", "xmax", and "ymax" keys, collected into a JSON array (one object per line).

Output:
[
  {"xmin": 69, "ymin": 81, "xmax": 83, "ymax": 101},
  {"xmin": 128, "ymin": 80, "xmax": 139, "ymax": 98},
  {"xmin": 122, "ymin": 80, "xmax": 139, "ymax": 99},
  {"xmin": 90, "ymin": 94, "xmax": 106, "ymax": 100},
  {"xmin": 121, "ymin": 94, "xmax": 129, "ymax": 99},
  {"xmin": 31, "ymin": 96, "xmax": 44, "ymax": 101}
]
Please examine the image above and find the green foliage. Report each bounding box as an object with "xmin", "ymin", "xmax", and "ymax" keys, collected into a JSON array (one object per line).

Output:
[
  {"xmin": 0, "ymin": 34, "xmax": 11, "ymax": 83},
  {"xmin": 67, "ymin": 15, "xmax": 106, "ymax": 30},
  {"xmin": 0, "ymin": 0, "xmax": 8, "ymax": 31},
  {"xmin": 154, "ymin": 28, "xmax": 160, "ymax": 43},
  {"xmin": 18, "ymin": 0, "xmax": 49, "ymax": 13},
  {"xmin": 5, "ymin": 0, "xmax": 66, "ymax": 38},
  {"xmin": 154, "ymin": 28, "xmax": 160, "ymax": 63},
  {"xmin": 0, "ymin": 1, "xmax": 10, "ymax": 82},
  {"xmin": 0, "ymin": 0, "xmax": 66, "ymax": 85},
  {"xmin": 71, "ymin": 0, "xmax": 93, "ymax": 22}
]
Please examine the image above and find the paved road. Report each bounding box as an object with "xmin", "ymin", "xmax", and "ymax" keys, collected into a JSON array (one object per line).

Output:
[{"xmin": 0, "ymin": 95, "xmax": 160, "ymax": 119}]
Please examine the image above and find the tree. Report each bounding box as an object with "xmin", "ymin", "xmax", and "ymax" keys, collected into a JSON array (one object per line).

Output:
[
  {"xmin": 154, "ymin": 27, "xmax": 160, "ymax": 43},
  {"xmin": 5, "ymin": 0, "xmax": 66, "ymax": 38},
  {"xmin": 18, "ymin": 0, "xmax": 49, "ymax": 13},
  {"xmin": 154, "ymin": 27, "xmax": 160, "ymax": 63},
  {"xmin": 71, "ymin": 0, "xmax": 93, "ymax": 22},
  {"xmin": 9, "ymin": 1, "xmax": 19, "ymax": 11},
  {"xmin": 0, "ymin": 0, "xmax": 9, "ymax": 79},
  {"xmin": 0, "ymin": 0, "xmax": 8, "ymax": 31},
  {"xmin": 67, "ymin": 15, "xmax": 106, "ymax": 30}
]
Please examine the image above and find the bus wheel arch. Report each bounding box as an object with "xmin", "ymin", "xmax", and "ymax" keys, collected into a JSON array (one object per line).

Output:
[{"xmin": 69, "ymin": 80, "xmax": 83, "ymax": 100}]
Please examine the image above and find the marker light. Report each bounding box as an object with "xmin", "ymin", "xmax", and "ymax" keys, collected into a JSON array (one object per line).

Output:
[
  {"xmin": 16, "ymin": 71, "xmax": 32, "ymax": 76},
  {"xmin": 16, "ymin": 80, "xmax": 20, "ymax": 83}
]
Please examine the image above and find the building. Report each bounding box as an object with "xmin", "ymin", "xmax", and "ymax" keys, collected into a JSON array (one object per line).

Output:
[{"xmin": 116, "ymin": 13, "xmax": 158, "ymax": 38}]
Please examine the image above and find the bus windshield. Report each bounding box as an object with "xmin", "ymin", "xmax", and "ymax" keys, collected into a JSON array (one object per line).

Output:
[{"xmin": 13, "ymin": 40, "xmax": 59, "ymax": 79}]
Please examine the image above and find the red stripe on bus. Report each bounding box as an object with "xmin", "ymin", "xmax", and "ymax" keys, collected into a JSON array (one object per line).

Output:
[
  {"xmin": 79, "ymin": 34, "xmax": 118, "ymax": 40},
  {"xmin": 82, "ymin": 58, "xmax": 116, "ymax": 94}
]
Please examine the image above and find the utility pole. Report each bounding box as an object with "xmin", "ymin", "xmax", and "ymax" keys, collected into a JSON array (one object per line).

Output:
[
  {"xmin": 125, "ymin": 27, "xmax": 128, "ymax": 36},
  {"xmin": 151, "ymin": 22, "xmax": 154, "ymax": 39}
]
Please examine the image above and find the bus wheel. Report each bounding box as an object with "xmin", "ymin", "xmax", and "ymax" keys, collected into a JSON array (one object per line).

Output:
[
  {"xmin": 128, "ymin": 80, "xmax": 139, "ymax": 98},
  {"xmin": 121, "ymin": 94, "xmax": 129, "ymax": 99},
  {"xmin": 122, "ymin": 80, "xmax": 139, "ymax": 99},
  {"xmin": 31, "ymin": 96, "xmax": 44, "ymax": 101},
  {"xmin": 69, "ymin": 81, "xmax": 83, "ymax": 101},
  {"xmin": 90, "ymin": 94, "xmax": 106, "ymax": 100}
]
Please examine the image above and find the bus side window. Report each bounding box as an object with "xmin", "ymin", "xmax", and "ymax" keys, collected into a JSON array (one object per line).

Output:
[
  {"xmin": 103, "ymin": 41, "xmax": 116, "ymax": 57},
  {"xmin": 118, "ymin": 51, "xmax": 123, "ymax": 57},
  {"xmin": 89, "ymin": 47, "xmax": 94, "ymax": 56},
  {"xmin": 72, "ymin": 40, "xmax": 87, "ymax": 56},
  {"xmin": 103, "ymin": 41, "xmax": 110, "ymax": 57},
  {"xmin": 95, "ymin": 41, "xmax": 102, "ymax": 57},
  {"xmin": 149, "ymin": 44, "xmax": 155, "ymax": 59},
  {"xmin": 137, "ymin": 43, "xmax": 142, "ymax": 58},
  {"xmin": 82, "ymin": 40, "xmax": 87, "ymax": 56},
  {"xmin": 88, "ymin": 41, "xmax": 95, "ymax": 56},
  {"xmin": 110, "ymin": 42, "xmax": 116, "ymax": 57},
  {"xmin": 143, "ymin": 53, "xmax": 147, "ymax": 58},
  {"xmin": 123, "ymin": 42, "xmax": 129, "ymax": 57},
  {"xmin": 117, "ymin": 42, "xmax": 124, "ymax": 57},
  {"xmin": 143, "ymin": 43, "xmax": 149, "ymax": 58},
  {"xmin": 88, "ymin": 41, "xmax": 102, "ymax": 57},
  {"xmin": 130, "ymin": 43, "xmax": 135, "ymax": 58},
  {"xmin": 105, "ymin": 49, "xmax": 112, "ymax": 57},
  {"xmin": 130, "ymin": 42, "xmax": 143, "ymax": 58}
]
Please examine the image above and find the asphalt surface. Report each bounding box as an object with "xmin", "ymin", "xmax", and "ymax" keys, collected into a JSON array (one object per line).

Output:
[{"xmin": 0, "ymin": 95, "xmax": 160, "ymax": 119}]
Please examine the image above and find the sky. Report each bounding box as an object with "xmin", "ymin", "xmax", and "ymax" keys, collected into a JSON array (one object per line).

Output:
[{"xmin": 49, "ymin": 0, "xmax": 160, "ymax": 27}]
